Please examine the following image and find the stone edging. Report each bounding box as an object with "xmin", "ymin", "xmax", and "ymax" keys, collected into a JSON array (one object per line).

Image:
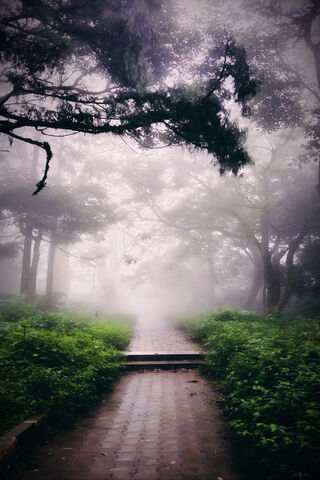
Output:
[{"xmin": 0, "ymin": 413, "xmax": 47, "ymax": 473}]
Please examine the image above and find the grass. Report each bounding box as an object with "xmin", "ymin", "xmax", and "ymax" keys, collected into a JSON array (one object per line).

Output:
[
  {"xmin": 0, "ymin": 300, "xmax": 133, "ymax": 436},
  {"xmin": 175, "ymin": 309, "xmax": 320, "ymax": 480}
]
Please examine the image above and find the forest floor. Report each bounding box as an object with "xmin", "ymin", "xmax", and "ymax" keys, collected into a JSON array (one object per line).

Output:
[{"xmin": 5, "ymin": 318, "xmax": 239, "ymax": 480}]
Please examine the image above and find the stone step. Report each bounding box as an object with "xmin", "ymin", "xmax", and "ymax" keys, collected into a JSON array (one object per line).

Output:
[
  {"xmin": 124, "ymin": 359, "xmax": 204, "ymax": 371},
  {"xmin": 124, "ymin": 351, "xmax": 204, "ymax": 361}
]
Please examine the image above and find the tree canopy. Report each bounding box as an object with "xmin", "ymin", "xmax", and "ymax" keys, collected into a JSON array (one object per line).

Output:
[{"xmin": 0, "ymin": 0, "xmax": 257, "ymax": 193}]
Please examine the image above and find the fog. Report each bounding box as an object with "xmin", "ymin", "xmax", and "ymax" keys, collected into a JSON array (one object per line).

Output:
[{"xmin": 0, "ymin": 0, "xmax": 319, "ymax": 319}]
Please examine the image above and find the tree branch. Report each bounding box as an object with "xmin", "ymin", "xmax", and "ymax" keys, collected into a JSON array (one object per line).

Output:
[{"xmin": 5, "ymin": 131, "xmax": 53, "ymax": 194}]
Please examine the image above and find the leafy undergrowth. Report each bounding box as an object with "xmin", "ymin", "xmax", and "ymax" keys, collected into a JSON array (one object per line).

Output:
[
  {"xmin": 175, "ymin": 309, "xmax": 320, "ymax": 480},
  {"xmin": 0, "ymin": 300, "xmax": 133, "ymax": 436}
]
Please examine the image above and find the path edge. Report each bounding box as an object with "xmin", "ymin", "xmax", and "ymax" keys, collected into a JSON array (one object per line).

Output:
[{"xmin": 0, "ymin": 413, "xmax": 47, "ymax": 474}]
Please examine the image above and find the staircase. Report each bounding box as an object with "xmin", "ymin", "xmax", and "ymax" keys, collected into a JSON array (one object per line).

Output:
[{"xmin": 124, "ymin": 351, "xmax": 205, "ymax": 370}]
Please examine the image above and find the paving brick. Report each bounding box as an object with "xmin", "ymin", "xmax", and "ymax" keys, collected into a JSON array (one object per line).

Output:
[
  {"xmin": 110, "ymin": 466, "xmax": 135, "ymax": 477},
  {"xmin": 137, "ymin": 447, "xmax": 159, "ymax": 457},
  {"xmin": 133, "ymin": 467, "xmax": 159, "ymax": 479},
  {"xmin": 139, "ymin": 441, "xmax": 159, "ymax": 450},
  {"xmin": 137, "ymin": 457, "xmax": 159, "ymax": 467},
  {"xmin": 4, "ymin": 319, "xmax": 238, "ymax": 480},
  {"xmin": 118, "ymin": 445, "xmax": 138, "ymax": 453},
  {"xmin": 158, "ymin": 466, "xmax": 183, "ymax": 479},
  {"xmin": 132, "ymin": 475, "xmax": 159, "ymax": 480},
  {"xmin": 116, "ymin": 452, "xmax": 136, "ymax": 461}
]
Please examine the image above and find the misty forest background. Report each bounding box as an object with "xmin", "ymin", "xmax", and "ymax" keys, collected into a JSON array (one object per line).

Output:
[
  {"xmin": 0, "ymin": 0, "xmax": 319, "ymax": 315},
  {"xmin": 0, "ymin": 1, "xmax": 320, "ymax": 479}
]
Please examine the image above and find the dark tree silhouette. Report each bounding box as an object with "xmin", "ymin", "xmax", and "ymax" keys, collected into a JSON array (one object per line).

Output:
[{"xmin": 0, "ymin": 0, "xmax": 257, "ymax": 193}]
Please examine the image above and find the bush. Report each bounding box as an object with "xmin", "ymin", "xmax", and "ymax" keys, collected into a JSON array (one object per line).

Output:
[
  {"xmin": 176, "ymin": 309, "xmax": 320, "ymax": 480},
  {"xmin": 0, "ymin": 300, "xmax": 133, "ymax": 435}
]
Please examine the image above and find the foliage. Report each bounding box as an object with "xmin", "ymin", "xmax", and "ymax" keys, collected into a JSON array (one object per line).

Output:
[
  {"xmin": 122, "ymin": 135, "xmax": 319, "ymax": 313},
  {"xmin": 0, "ymin": 181, "xmax": 117, "ymax": 245},
  {"xmin": 292, "ymin": 242, "xmax": 320, "ymax": 313},
  {"xmin": 0, "ymin": 300, "xmax": 133, "ymax": 435},
  {"xmin": 176, "ymin": 309, "xmax": 320, "ymax": 480},
  {"xmin": 0, "ymin": 0, "xmax": 258, "ymax": 192},
  {"xmin": 209, "ymin": 0, "xmax": 319, "ymax": 131}
]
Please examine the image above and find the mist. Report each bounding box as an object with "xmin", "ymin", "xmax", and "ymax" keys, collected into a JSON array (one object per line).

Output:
[{"xmin": 0, "ymin": 0, "xmax": 319, "ymax": 320}]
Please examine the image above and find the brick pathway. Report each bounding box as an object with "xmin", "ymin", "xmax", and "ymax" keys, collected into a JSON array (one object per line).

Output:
[
  {"xmin": 5, "ymin": 320, "xmax": 239, "ymax": 480},
  {"xmin": 127, "ymin": 317, "xmax": 199, "ymax": 353}
]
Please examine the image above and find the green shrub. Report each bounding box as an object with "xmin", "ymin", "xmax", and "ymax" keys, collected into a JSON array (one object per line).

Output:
[
  {"xmin": 0, "ymin": 301, "xmax": 133, "ymax": 435},
  {"xmin": 177, "ymin": 310, "xmax": 320, "ymax": 480},
  {"xmin": 0, "ymin": 299, "xmax": 37, "ymax": 322}
]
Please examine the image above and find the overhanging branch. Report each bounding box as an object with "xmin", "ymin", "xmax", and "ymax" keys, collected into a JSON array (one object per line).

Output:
[{"xmin": 6, "ymin": 131, "xmax": 53, "ymax": 195}]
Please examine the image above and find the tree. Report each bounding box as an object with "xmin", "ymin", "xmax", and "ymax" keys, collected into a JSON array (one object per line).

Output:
[
  {"xmin": 188, "ymin": 137, "xmax": 319, "ymax": 313},
  {"xmin": 0, "ymin": 139, "xmax": 42, "ymax": 299},
  {"xmin": 115, "ymin": 131, "xmax": 320, "ymax": 313},
  {"xmin": 0, "ymin": 135, "xmax": 117, "ymax": 308},
  {"xmin": 204, "ymin": 0, "xmax": 319, "ymax": 124},
  {"xmin": 43, "ymin": 184, "xmax": 117, "ymax": 308},
  {"xmin": 292, "ymin": 241, "xmax": 320, "ymax": 313},
  {"xmin": 101, "ymin": 145, "xmax": 249, "ymax": 310},
  {"xmin": 204, "ymin": 0, "xmax": 320, "ymax": 184},
  {"xmin": 0, "ymin": 0, "xmax": 258, "ymax": 192}
]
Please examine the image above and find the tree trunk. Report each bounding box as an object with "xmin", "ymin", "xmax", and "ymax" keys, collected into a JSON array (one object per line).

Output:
[
  {"xmin": 304, "ymin": 19, "xmax": 320, "ymax": 89},
  {"xmin": 262, "ymin": 281, "xmax": 267, "ymax": 313},
  {"xmin": 20, "ymin": 222, "xmax": 33, "ymax": 296},
  {"xmin": 263, "ymin": 230, "xmax": 308, "ymax": 313},
  {"xmin": 276, "ymin": 234, "xmax": 307, "ymax": 312},
  {"xmin": 27, "ymin": 229, "xmax": 42, "ymax": 301},
  {"xmin": 245, "ymin": 265, "xmax": 263, "ymax": 310},
  {"xmin": 53, "ymin": 247, "xmax": 70, "ymax": 299},
  {"xmin": 276, "ymin": 272, "xmax": 292, "ymax": 311},
  {"xmin": 263, "ymin": 254, "xmax": 281, "ymax": 313},
  {"xmin": 44, "ymin": 228, "xmax": 57, "ymax": 310},
  {"xmin": 44, "ymin": 139, "xmax": 64, "ymax": 310},
  {"xmin": 19, "ymin": 142, "xmax": 39, "ymax": 297}
]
